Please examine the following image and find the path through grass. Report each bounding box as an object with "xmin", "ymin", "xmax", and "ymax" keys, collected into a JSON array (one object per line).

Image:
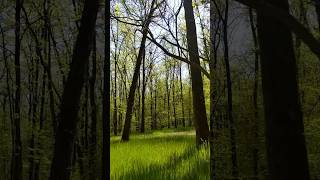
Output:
[{"xmin": 110, "ymin": 129, "xmax": 210, "ymax": 179}]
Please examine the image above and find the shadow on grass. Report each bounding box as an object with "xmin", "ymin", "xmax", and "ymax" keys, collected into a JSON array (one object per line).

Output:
[
  {"xmin": 115, "ymin": 146, "xmax": 209, "ymax": 180},
  {"xmin": 111, "ymin": 133, "xmax": 195, "ymax": 145}
]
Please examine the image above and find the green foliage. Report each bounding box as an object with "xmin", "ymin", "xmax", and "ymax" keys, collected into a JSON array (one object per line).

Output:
[{"xmin": 111, "ymin": 130, "xmax": 210, "ymax": 179}]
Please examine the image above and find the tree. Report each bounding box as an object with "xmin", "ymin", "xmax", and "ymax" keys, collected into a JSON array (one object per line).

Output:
[
  {"xmin": 256, "ymin": 0, "xmax": 310, "ymax": 179},
  {"xmin": 49, "ymin": 0, "xmax": 99, "ymax": 179},
  {"xmin": 184, "ymin": 0, "xmax": 210, "ymax": 145},
  {"xmin": 141, "ymin": 49, "xmax": 146, "ymax": 133},
  {"xmin": 11, "ymin": 0, "xmax": 23, "ymax": 179},
  {"xmin": 102, "ymin": 0, "xmax": 111, "ymax": 179},
  {"xmin": 121, "ymin": 0, "xmax": 158, "ymax": 141},
  {"xmin": 89, "ymin": 30, "xmax": 97, "ymax": 180}
]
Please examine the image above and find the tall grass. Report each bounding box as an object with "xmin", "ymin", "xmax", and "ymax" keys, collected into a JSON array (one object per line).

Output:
[{"xmin": 110, "ymin": 130, "xmax": 210, "ymax": 180}]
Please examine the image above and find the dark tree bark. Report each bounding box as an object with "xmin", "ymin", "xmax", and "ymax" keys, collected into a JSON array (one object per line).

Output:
[
  {"xmin": 188, "ymin": 66, "xmax": 192, "ymax": 127},
  {"xmin": 49, "ymin": 0, "xmax": 99, "ymax": 179},
  {"xmin": 84, "ymin": 75, "xmax": 89, "ymax": 149},
  {"xmin": 121, "ymin": 0, "xmax": 157, "ymax": 141},
  {"xmin": 249, "ymin": 7, "xmax": 259, "ymax": 180},
  {"xmin": 136, "ymin": 74, "xmax": 141, "ymax": 131},
  {"xmin": 11, "ymin": 0, "xmax": 23, "ymax": 179},
  {"xmin": 89, "ymin": 31, "xmax": 97, "ymax": 180},
  {"xmin": 102, "ymin": 0, "xmax": 110, "ymax": 178},
  {"xmin": 183, "ymin": 0, "xmax": 210, "ymax": 145},
  {"xmin": 141, "ymin": 49, "xmax": 146, "ymax": 133},
  {"xmin": 256, "ymin": 0, "xmax": 310, "ymax": 179}
]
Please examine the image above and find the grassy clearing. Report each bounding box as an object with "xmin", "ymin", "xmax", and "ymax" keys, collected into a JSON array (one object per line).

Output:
[{"xmin": 110, "ymin": 129, "xmax": 210, "ymax": 180}]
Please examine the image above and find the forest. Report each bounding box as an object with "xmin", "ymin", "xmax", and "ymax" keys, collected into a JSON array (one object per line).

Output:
[{"xmin": 0, "ymin": 0, "xmax": 320, "ymax": 179}]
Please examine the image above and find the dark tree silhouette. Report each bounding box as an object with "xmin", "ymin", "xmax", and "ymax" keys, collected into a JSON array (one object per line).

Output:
[
  {"xmin": 102, "ymin": 0, "xmax": 111, "ymax": 179},
  {"xmin": 12, "ymin": 0, "xmax": 23, "ymax": 179},
  {"xmin": 256, "ymin": 0, "xmax": 310, "ymax": 179},
  {"xmin": 49, "ymin": 0, "xmax": 99, "ymax": 179}
]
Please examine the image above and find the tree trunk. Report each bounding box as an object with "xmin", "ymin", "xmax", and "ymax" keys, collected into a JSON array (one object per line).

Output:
[
  {"xmin": 121, "ymin": 0, "xmax": 157, "ymax": 141},
  {"xmin": 49, "ymin": 0, "xmax": 99, "ymax": 179},
  {"xmin": 89, "ymin": 31, "xmax": 97, "ymax": 180},
  {"xmin": 172, "ymin": 64, "xmax": 178, "ymax": 128},
  {"xmin": 166, "ymin": 66, "xmax": 171, "ymax": 128},
  {"xmin": 141, "ymin": 49, "xmax": 146, "ymax": 133},
  {"xmin": 136, "ymin": 74, "xmax": 141, "ymax": 131},
  {"xmin": 256, "ymin": 0, "xmax": 310, "ymax": 179},
  {"xmin": 11, "ymin": 0, "xmax": 23, "ymax": 178},
  {"xmin": 102, "ymin": 0, "xmax": 110, "ymax": 178},
  {"xmin": 183, "ymin": 0, "xmax": 210, "ymax": 145}
]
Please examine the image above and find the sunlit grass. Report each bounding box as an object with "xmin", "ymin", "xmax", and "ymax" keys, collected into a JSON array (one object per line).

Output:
[{"xmin": 110, "ymin": 129, "xmax": 210, "ymax": 180}]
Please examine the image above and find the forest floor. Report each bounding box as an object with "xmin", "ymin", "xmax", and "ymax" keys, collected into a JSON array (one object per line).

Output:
[{"xmin": 110, "ymin": 129, "xmax": 210, "ymax": 180}]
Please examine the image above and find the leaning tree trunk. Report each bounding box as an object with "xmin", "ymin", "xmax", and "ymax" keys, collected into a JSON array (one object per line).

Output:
[
  {"xmin": 183, "ymin": 0, "xmax": 210, "ymax": 145},
  {"xmin": 256, "ymin": 0, "xmax": 310, "ymax": 179},
  {"xmin": 121, "ymin": 0, "xmax": 157, "ymax": 141},
  {"xmin": 49, "ymin": 0, "xmax": 99, "ymax": 179},
  {"xmin": 141, "ymin": 49, "xmax": 146, "ymax": 133}
]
